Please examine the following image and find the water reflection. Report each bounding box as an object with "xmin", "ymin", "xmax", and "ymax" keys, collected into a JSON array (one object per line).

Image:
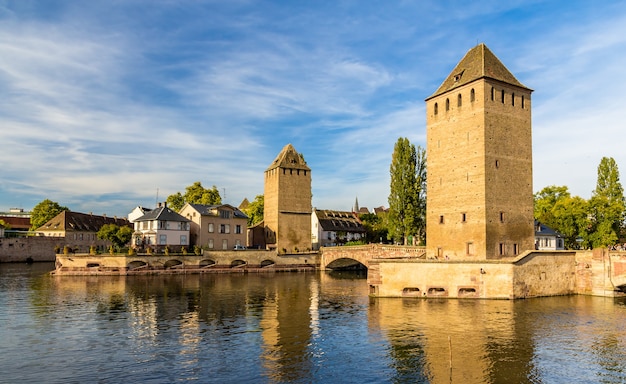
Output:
[{"xmin": 1, "ymin": 264, "xmax": 625, "ymax": 383}]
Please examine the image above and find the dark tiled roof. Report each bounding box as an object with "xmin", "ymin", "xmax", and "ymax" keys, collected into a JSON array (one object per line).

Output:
[
  {"xmin": 0, "ymin": 216, "xmax": 31, "ymax": 230},
  {"xmin": 266, "ymin": 143, "xmax": 310, "ymax": 172},
  {"xmin": 316, "ymin": 210, "xmax": 365, "ymax": 233},
  {"xmin": 427, "ymin": 43, "xmax": 531, "ymax": 100},
  {"xmin": 187, "ymin": 203, "xmax": 248, "ymax": 219},
  {"xmin": 135, "ymin": 206, "xmax": 190, "ymax": 222},
  {"xmin": 37, "ymin": 211, "xmax": 132, "ymax": 232},
  {"xmin": 534, "ymin": 221, "xmax": 563, "ymax": 237}
]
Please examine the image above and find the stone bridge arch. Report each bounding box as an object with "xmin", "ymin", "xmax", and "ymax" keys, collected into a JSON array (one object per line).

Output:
[{"xmin": 321, "ymin": 244, "xmax": 427, "ymax": 270}]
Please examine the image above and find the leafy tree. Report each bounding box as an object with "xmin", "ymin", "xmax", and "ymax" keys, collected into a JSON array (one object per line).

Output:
[
  {"xmin": 359, "ymin": 212, "xmax": 389, "ymax": 243},
  {"xmin": 166, "ymin": 181, "xmax": 222, "ymax": 211},
  {"xmin": 534, "ymin": 185, "xmax": 571, "ymax": 229},
  {"xmin": 242, "ymin": 195, "xmax": 264, "ymax": 226},
  {"xmin": 97, "ymin": 224, "xmax": 133, "ymax": 250},
  {"xmin": 551, "ymin": 195, "xmax": 589, "ymax": 249},
  {"xmin": 586, "ymin": 157, "xmax": 625, "ymax": 248},
  {"xmin": 30, "ymin": 199, "xmax": 68, "ymax": 230},
  {"xmin": 0, "ymin": 219, "xmax": 10, "ymax": 229},
  {"xmin": 388, "ymin": 138, "xmax": 425, "ymax": 245}
]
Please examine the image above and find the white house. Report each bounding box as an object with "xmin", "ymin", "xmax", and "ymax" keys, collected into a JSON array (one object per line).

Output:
[
  {"xmin": 311, "ymin": 209, "xmax": 365, "ymax": 250},
  {"xmin": 132, "ymin": 203, "xmax": 190, "ymax": 250},
  {"xmin": 535, "ymin": 221, "xmax": 565, "ymax": 250}
]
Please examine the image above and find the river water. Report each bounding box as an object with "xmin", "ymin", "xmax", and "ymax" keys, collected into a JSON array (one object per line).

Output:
[{"xmin": 1, "ymin": 263, "xmax": 625, "ymax": 384}]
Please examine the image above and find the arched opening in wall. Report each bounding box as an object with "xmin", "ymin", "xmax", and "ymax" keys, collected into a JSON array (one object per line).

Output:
[
  {"xmin": 457, "ymin": 93, "xmax": 462, "ymax": 107},
  {"xmin": 470, "ymin": 88, "xmax": 475, "ymax": 102},
  {"xmin": 260, "ymin": 259, "xmax": 275, "ymax": 267},
  {"xmin": 128, "ymin": 260, "xmax": 148, "ymax": 270},
  {"xmin": 427, "ymin": 287, "xmax": 448, "ymax": 297},
  {"xmin": 200, "ymin": 259, "xmax": 216, "ymax": 268},
  {"xmin": 326, "ymin": 257, "xmax": 367, "ymax": 278},
  {"xmin": 445, "ymin": 98, "xmax": 450, "ymax": 111},
  {"xmin": 231, "ymin": 259, "xmax": 246, "ymax": 268},
  {"xmin": 434, "ymin": 102, "xmax": 438, "ymax": 115},
  {"xmin": 402, "ymin": 287, "xmax": 421, "ymax": 297},
  {"xmin": 164, "ymin": 259, "xmax": 183, "ymax": 269},
  {"xmin": 458, "ymin": 287, "xmax": 478, "ymax": 297}
]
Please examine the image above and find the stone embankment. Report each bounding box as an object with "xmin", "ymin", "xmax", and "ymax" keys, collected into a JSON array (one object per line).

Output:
[{"xmin": 0, "ymin": 237, "xmax": 58, "ymax": 263}]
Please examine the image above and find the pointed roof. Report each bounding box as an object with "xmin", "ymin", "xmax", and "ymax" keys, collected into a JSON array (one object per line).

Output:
[
  {"xmin": 134, "ymin": 205, "xmax": 189, "ymax": 222},
  {"xmin": 266, "ymin": 143, "xmax": 310, "ymax": 172},
  {"xmin": 37, "ymin": 210, "xmax": 131, "ymax": 231},
  {"xmin": 427, "ymin": 43, "xmax": 532, "ymax": 100}
]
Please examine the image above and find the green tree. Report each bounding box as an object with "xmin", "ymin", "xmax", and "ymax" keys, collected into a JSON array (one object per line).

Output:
[
  {"xmin": 359, "ymin": 212, "xmax": 389, "ymax": 243},
  {"xmin": 586, "ymin": 157, "xmax": 625, "ymax": 248},
  {"xmin": 166, "ymin": 181, "xmax": 222, "ymax": 211},
  {"xmin": 30, "ymin": 199, "xmax": 68, "ymax": 230},
  {"xmin": 552, "ymin": 195, "xmax": 589, "ymax": 249},
  {"xmin": 242, "ymin": 195, "xmax": 264, "ymax": 226},
  {"xmin": 388, "ymin": 137, "xmax": 423, "ymax": 245},
  {"xmin": 0, "ymin": 219, "xmax": 10, "ymax": 229},
  {"xmin": 97, "ymin": 224, "xmax": 133, "ymax": 250},
  {"xmin": 534, "ymin": 185, "xmax": 571, "ymax": 229}
]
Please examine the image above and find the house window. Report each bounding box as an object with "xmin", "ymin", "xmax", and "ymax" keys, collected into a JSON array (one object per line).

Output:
[
  {"xmin": 158, "ymin": 221, "xmax": 166, "ymax": 229},
  {"xmin": 445, "ymin": 98, "xmax": 450, "ymax": 111},
  {"xmin": 501, "ymin": 89, "xmax": 505, "ymax": 103},
  {"xmin": 180, "ymin": 235, "xmax": 187, "ymax": 245},
  {"xmin": 159, "ymin": 234, "xmax": 167, "ymax": 245},
  {"xmin": 457, "ymin": 94, "xmax": 462, "ymax": 107},
  {"xmin": 470, "ymin": 89, "xmax": 475, "ymax": 102},
  {"xmin": 499, "ymin": 243, "xmax": 505, "ymax": 255},
  {"xmin": 512, "ymin": 92, "xmax": 515, "ymax": 106},
  {"xmin": 434, "ymin": 102, "xmax": 438, "ymax": 115},
  {"xmin": 491, "ymin": 87, "xmax": 495, "ymax": 101},
  {"xmin": 513, "ymin": 243, "xmax": 519, "ymax": 255},
  {"xmin": 222, "ymin": 239, "xmax": 228, "ymax": 250},
  {"xmin": 235, "ymin": 225, "xmax": 242, "ymax": 234},
  {"xmin": 220, "ymin": 224, "xmax": 225, "ymax": 233},
  {"xmin": 219, "ymin": 210, "xmax": 231, "ymax": 219},
  {"xmin": 208, "ymin": 223, "xmax": 214, "ymax": 233},
  {"xmin": 208, "ymin": 239, "xmax": 214, "ymax": 249}
]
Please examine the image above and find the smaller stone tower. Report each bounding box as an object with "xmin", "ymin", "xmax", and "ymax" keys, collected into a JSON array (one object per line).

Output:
[{"xmin": 264, "ymin": 144, "xmax": 312, "ymax": 253}]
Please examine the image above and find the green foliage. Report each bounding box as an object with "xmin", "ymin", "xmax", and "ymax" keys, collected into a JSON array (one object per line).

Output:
[
  {"xmin": 97, "ymin": 224, "xmax": 133, "ymax": 250},
  {"xmin": 586, "ymin": 157, "xmax": 625, "ymax": 248},
  {"xmin": 30, "ymin": 199, "xmax": 68, "ymax": 230},
  {"xmin": 359, "ymin": 212, "xmax": 389, "ymax": 243},
  {"xmin": 0, "ymin": 219, "xmax": 10, "ymax": 229},
  {"xmin": 166, "ymin": 181, "xmax": 222, "ymax": 211},
  {"xmin": 242, "ymin": 195, "xmax": 264, "ymax": 226},
  {"xmin": 387, "ymin": 138, "xmax": 426, "ymax": 245}
]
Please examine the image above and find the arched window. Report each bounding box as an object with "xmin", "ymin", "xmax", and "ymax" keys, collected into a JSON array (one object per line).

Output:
[
  {"xmin": 470, "ymin": 89, "xmax": 475, "ymax": 102},
  {"xmin": 457, "ymin": 94, "xmax": 462, "ymax": 107},
  {"xmin": 512, "ymin": 92, "xmax": 515, "ymax": 106},
  {"xmin": 491, "ymin": 87, "xmax": 495, "ymax": 101},
  {"xmin": 501, "ymin": 89, "xmax": 505, "ymax": 103},
  {"xmin": 445, "ymin": 98, "xmax": 450, "ymax": 111},
  {"xmin": 434, "ymin": 102, "xmax": 438, "ymax": 115}
]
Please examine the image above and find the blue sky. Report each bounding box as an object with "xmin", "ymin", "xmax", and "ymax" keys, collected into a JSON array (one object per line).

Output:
[{"xmin": 2, "ymin": 1, "xmax": 626, "ymax": 217}]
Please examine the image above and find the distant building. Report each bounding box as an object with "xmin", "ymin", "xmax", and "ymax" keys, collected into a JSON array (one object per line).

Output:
[
  {"xmin": 312, "ymin": 209, "xmax": 366, "ymax": 250},
  {"xmin": 179, "ymin": 203, "xmax": 248, "ymax": 250},
  {"xmin": 36, "ymin": 210, "xmax": 132, "ymax": 253},
  {"xmin": 535, "ymin": 221, "xmax": 565, "ymax": 250},
  {"xmin": 0, "ymin": 208, "xmax": 31, "ymax": 234},
  {"xmin": 132, "ymin": 203, "xmax": 190, "ymax": 250},
  {"xmin": 264, "ymin": 144, "xmax": 312, "ymax": 253}
]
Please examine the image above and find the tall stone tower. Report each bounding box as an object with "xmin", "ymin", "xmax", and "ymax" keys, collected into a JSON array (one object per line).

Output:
[
  {"xmin": 264, "ymin": 143, "xmax": 312, "ymax": 253},
  {"xmin": 425, "ymin": 43, "xmax": 534, "ymax": 260}
]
